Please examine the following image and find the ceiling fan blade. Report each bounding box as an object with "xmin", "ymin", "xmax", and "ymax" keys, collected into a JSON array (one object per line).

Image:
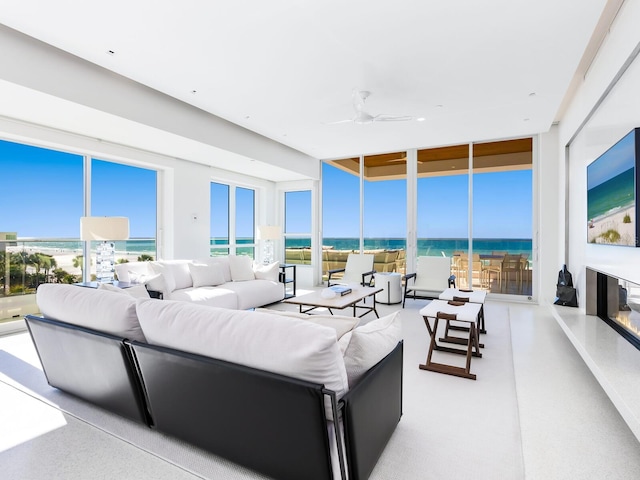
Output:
[
  {"xmin": 323, "ymin": 118, "xmax": 354, "ymax": 125},
  {"xmin": 372, "ymin": 114, "xmax": 413, "ymax": 122}
]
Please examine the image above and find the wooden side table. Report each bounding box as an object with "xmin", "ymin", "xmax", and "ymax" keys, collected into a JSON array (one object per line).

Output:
[{"xmin": 419, "ymin": 299, "xmax": 483, "ymax": 380}]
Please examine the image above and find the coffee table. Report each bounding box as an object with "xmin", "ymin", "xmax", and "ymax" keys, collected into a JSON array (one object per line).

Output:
[{"xmin": 284, "ymin": 284, "xmax": 383, "ymax": 318}]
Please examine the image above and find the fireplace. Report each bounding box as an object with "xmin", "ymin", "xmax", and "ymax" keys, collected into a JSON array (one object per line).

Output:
[{"xmin": 586, "ymin": 267, "xmax": 640, "ymax": 351}]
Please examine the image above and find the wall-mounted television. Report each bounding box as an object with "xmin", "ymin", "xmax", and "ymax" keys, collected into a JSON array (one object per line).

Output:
[{"xmin": 587, "ymin": 128, "xmax": 640, "ymax": 246}]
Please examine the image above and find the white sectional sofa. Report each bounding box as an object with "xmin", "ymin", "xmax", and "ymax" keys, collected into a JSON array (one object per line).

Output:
[
  {"xmin": 25, "ymin": 283, "xmax": 404, "ymax": 480},
  {"xmin": 114, "ymin": 255, "xmax": 284, "ymax": 309}
]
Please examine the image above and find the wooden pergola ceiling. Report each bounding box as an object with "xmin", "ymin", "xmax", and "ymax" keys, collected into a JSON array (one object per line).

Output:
[{"xmin": 327, "ymin": 138, "xmax": 533, "ymax": 180}]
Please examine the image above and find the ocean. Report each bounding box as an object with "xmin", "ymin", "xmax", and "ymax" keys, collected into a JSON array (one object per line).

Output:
[
  {"xmin": 24, "ymin": 237, "xmax": 532, "ymax": 260},
  {"xmin": 587, "ymin": 167, "xmax": 635, "ymax": 221},
  {"xmin": 285, "ymin": 237, "xmax": 532, "ymax": 258},
  {"xmin": 18, "ymin": 239, "xmax": 158, "ymax": 255}
]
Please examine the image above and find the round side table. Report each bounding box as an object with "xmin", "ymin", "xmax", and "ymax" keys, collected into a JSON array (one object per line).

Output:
[{"xmin": 374, "ymin": 272, "xmax": 402, "ymax": 305}]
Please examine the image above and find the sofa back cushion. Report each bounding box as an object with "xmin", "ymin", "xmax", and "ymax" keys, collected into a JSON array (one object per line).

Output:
[
  {"xmin": 136, "ymin": 300, "xmax": 349, "ymax": 399},
  {"xmin": 36, "ymin": 284, "xmax": 146, "ymax": 342},
  {"xmin": 188, "ymin": 263, "xmax": 226, "ymax": 287},
  {"xmin": 151, "ymin": 260, "xmax": 193, "ymax": 292},
  {"xmin": 228, "ymin": 255, "xmax": 255, "ymax": 281},
  {"xmin": 114, "ymin": 261, "xmax": 154, "ymax": 283},
  {"xmin": 196, "ymin": 257, "xmax": 232, "ymax": 283}
]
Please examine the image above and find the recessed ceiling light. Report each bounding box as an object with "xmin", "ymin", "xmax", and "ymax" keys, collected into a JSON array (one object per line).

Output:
[
  {"xmin": 528, "ymin": 92, "xmax": 537, "ymax": 97},
  {"xmin": 245, "ymin": 115, "xmax": 251, "ymax": 120},
  {"xmin": 191, "ymin": 90, "xmax": 197, "ymax": 94},
  {"xmin": 416, "ymin": 117, "xmax": 426, "ymax": 122},
  {"xmin": 524, "ymin": 118, "xmax": 530, "ymax": 122},
  {"xmin": 107, "ymin": 50, "xmax": 115, "ymax": 56},
  {"xmin": 435, "ymin": 104, "xmax": 444, "ymax": 108}
]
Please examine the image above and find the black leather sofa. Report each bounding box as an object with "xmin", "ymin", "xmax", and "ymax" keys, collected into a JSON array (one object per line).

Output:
[{"xmin": 25, "ymin": 313, "xmax": 403, "ymax": 480}]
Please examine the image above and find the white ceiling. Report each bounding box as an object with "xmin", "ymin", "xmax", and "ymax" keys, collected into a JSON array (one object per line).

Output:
[{"xmin": 0, "ymin": 0, "xmax": 610, "ymax": 163}]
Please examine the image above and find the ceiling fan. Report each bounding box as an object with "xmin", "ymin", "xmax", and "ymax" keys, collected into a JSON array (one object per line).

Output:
[{"xmin": 327, "ymin": 89, "xmax": 413, "ymax": 125}]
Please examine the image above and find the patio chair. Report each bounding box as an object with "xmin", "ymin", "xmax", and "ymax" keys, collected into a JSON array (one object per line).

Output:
[
  {"xmin": 501, "ymin": 253, "xmax": 523, "ymax": 293},
  {"xmin": 327, "ymin": 253, "xmax": 375, "ymax": 287},
  {"xmin": 402, "ymin": 256, "xmax": 456, "ymax": 307}
]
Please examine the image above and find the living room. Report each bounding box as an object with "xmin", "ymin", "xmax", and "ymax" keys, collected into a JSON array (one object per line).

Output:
[{"xmin": 2, "ymin": 1, "xmax": 640, "ymax": 479}]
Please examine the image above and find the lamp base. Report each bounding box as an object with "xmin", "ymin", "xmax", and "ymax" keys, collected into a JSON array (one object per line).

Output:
[
  {"xmin": 263, "ymin": 240, "xmax": 274, "ymax": 265},
  {"xmin": 96, "ymin": 241, "xmax": 116, "ymax": 283}
]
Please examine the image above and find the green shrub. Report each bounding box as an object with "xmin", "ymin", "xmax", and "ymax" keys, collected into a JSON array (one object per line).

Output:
[
  {"xmin": 600, "ymin": 229, "xmax": 621, "ymax": 243},
  {"xmin": 623, "ymin": 213, "xmax": 631, "ymax": 224}
]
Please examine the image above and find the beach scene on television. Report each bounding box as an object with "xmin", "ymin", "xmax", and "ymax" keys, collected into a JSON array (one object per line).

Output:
[{"xmin": 587, "ymin": 130, "xmax": 636, "ymax": 246}]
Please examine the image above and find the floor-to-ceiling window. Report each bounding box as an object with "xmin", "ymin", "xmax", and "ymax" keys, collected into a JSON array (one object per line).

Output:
[
  {"xmin": 235, "ymin": 187, "xmax": 255, "ymax": 257},
  {"xmin": 91, "ymin": 159, "xmax": 157, "ymax": 277},
  {"xmin": 322, "ymin": 159, "xmax": 360, "ymax": 279},
  {"xmin": 363, "ymin": 152, "xmax": 407, "ymax": 274},
  {"xmin": 210, "ymin": 182, "xmax": 256, "ymax": 258},
  {"xmin": 210, "ymin": 182, "xmax": 230, "ymax": 256},
  {"xmin": 284, "ymin": 190, "xmax": 312, "ymax": 265},
  {"xmin": 322, "ymin": 153, "xmax": 407, "ymax": 280},
  {"xmin": 417, "ymin": 144, "xmax": 470, "ymax": 285},
  {"xmin": 472, "ymin": 139, "xmax": 533, "ymax": 295},
  {"xmin": 1, "ymin": 140, "xmax": 83, "ymax": 321}
]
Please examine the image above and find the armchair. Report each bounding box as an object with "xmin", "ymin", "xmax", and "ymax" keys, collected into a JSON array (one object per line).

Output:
[
  {"xmin": 402, "ymin": 256, "xmax": 456, "ymax": 307},
  {"xmin": 327, "ymin": 254, "xmax": 375, "ymax": 287}
]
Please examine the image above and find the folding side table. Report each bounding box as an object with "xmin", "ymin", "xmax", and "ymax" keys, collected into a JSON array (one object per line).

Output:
[
  {"xmin": 419, "ymin": 299, "xmax": 483, "ymax": 380},
  {"xmin": 438, "ymin": 287, "xmax": 487, "ymax": 334}
]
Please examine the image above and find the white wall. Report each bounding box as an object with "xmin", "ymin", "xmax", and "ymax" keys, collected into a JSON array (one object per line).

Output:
[
  {"xmin": 538, "ymin": 126, "xmax": 562, "ymax": 304},
  {"xmin": 558, "ymin": 0, "xmax": 640, "ymax": 307}
]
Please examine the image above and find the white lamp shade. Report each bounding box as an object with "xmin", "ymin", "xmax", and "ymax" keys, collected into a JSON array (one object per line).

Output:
[
  {"xmin": 80, "ymin": 217, "xmax": 129, "ymax": 241},
  {"xmin": 257, "ymin": 225, "xmax": 282, "ymax": 240}
]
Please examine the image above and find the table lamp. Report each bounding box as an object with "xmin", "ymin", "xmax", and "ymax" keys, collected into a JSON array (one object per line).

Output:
[
  {"xmin": 80, "ymin": 217, "xmax": 129, "ymax": 283},
  {"xmin": 257, "ymin": 225, "xmax": 282, "ymax": 264}
]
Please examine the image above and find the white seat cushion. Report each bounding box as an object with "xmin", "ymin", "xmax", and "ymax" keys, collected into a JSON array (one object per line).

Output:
[
  {"xmin": 167, "ymin": 286, "xmax": 238, "ymax": 309},
  {"xmin": 223, "ymin": 279, "xmax": 284, "ymax": 309}
]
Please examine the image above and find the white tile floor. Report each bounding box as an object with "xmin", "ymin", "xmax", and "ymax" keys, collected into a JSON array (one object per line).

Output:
[{"xmin": 1, "ymin": 300, "xmax": 640, "ymax": 479}]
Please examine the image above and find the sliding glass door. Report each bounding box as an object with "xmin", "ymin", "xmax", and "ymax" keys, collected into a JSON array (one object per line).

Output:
[{"xmin": 472, "ymin": 139, "xmax": 533, "ymax": 295}]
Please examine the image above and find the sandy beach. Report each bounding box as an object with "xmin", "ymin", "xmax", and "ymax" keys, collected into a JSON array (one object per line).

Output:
[
  {"xmin": 588, "ymin": 207, "xmax": 636, "ymax": 245},
  {"xmin": 6, "ymin": 246, "xmax": 145, "ymax": 277}
]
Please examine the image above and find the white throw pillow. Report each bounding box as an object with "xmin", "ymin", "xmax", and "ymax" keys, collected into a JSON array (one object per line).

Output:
[
  {"xmin": 189, "ymin": 263, "xmax": 226, "ymax": 287},
  {"xmin": 164, "ymin": 261, "xmax": 193, "ymax": 290},
  {"xmin": 229, "ymin": 255, "xmax": 255, "ymax": 281},
  {"xmin": 253, "ymin": 261, "xmax": 279, "ymax": 281},
  {"xmin": 99, "ymin": 282, "xmax": 151, "ymax": 299},
  {"xmin": 343, "ymin": 311, "xmax": 402, "ymax": 387},
  {"xmin": 150, "ymin": 262, "xmax": 177, "ymax": 293}
]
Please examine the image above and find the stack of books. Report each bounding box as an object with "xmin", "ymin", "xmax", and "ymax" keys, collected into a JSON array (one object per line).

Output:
[{"xmin": 329, "ymin": 285, "xmax": 352, "ymax": 296}]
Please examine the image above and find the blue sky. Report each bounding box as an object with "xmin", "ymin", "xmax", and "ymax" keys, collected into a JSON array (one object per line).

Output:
[
  {"xmin": 587, "ymin": 130, "xmax": 635, "ymax": 190},
  {"xmin": 1, "ymin": 140, "xmax": 156, "ymax": 238},
  {"xmin": 2, "ymin": 138, "xmax": 532, "ymax": 241},
  {"xmin": 323, "ymin": 162, "xmax": 532, "ymax": 239}
]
